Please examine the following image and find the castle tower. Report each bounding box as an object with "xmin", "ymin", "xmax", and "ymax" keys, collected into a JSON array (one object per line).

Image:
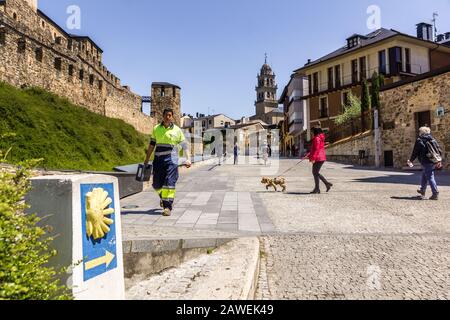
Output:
[
  {"xmin": 255, "ymin": 54, "xmax": 278, "ymax": 117},
  {"xmin": 151, "ymin": 82, "xmax": 181, "ymax": 126}
]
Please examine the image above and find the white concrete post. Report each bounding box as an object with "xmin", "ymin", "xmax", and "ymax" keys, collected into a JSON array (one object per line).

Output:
[
  {"xmin": 26, "ymin": 174, "xmax": 125, "ymax": 300},
  {"xmin": 374, "ymin": 109, "xmax": 381, "ymax": 168}
]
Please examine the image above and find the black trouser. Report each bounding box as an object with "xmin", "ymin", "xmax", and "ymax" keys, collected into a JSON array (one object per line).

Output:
[{"xmin": 312, "ymin": 161, "xmax": 330, "ymax": 191}]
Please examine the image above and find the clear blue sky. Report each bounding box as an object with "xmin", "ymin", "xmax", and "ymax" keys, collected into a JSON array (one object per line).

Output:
[{"xmin": 39, "ymin": 0, "xmax": 450, "ymax": 120}]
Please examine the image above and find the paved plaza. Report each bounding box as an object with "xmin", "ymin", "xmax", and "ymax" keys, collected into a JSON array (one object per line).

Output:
[{"xmin": 122, "ymin": 158, "xmax": 450, "ymax": 300}]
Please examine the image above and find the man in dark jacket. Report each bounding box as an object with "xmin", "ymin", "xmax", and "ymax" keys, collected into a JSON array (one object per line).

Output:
[{"xmin": 408, "ymin": 127, "xmax": 443, "ymax": 200}]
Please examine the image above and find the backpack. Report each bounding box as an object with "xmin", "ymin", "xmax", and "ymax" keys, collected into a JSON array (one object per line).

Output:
[{"xmin": 425, "ymin": 139, "xmax": 443, "ymax": 164}]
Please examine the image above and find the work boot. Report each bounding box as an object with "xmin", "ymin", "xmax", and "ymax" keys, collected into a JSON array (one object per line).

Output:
[
  {"xmin": 429, "ymin": 193, "xmax": 439, "ymax": 201},
  {"xmin": 163, "ymin": 208, "xmax": 172, "ymax": 216}
]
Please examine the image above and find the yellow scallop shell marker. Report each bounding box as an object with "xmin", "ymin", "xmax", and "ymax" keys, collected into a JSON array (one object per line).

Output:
[{"xmin": 85, "ymin": 188, "xmax": 115, "ymax": 240}]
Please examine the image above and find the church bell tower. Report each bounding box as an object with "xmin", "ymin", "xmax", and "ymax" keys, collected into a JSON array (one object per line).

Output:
[{"xmin": 255, "ymin": 54, "xmax": 278, "ymax": 117}]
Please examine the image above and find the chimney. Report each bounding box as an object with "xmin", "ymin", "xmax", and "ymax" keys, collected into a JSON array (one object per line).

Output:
[{"xmin": 416, "ymin": 22, "xmax": 433, "ymax": 41}]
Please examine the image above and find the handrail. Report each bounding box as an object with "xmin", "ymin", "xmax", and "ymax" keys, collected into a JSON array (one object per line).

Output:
[{"xmin": 311, "ymin": 64, "xmax": 424, "ymax": 94}]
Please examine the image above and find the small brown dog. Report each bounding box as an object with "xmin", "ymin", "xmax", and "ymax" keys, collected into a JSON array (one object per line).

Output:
[{"xmin": 261, "ymin": 177, "xmax": 286, "ymax": 192}]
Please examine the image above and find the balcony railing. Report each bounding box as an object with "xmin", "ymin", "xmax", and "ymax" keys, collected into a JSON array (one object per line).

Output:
[
  {"xmin": 310, "ymin": 64, "xmax": 424, "ymax": 94},
  {"xmin": 327, "ymin": 110, "xmax": 372, "ymax": 143}
]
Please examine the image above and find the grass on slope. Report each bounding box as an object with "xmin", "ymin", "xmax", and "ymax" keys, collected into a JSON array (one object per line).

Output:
[{"xmin": 0, "ymin": 82, "xmax": 149, "ymax": 171}]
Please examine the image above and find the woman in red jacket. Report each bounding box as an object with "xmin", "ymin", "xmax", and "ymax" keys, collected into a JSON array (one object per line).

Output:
[{"xmin": 306, "ymin": 127, "xmax": 333, "ymax": 194}]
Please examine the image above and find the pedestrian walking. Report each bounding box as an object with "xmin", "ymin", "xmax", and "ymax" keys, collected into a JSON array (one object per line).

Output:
[
  {"xmin": 305, "ymin": 127, "xmax": 333, "ymax": 194},
  {"xmin": 262, "ymin": 144, "xmax": 269, "ymax": 166},
  {"xmin": 234, "ymin": 143, "xmax": 239, "ymax": 165},
  {"xmin": 407, "ymin": 126, "xmax": 443, "ymax": 200},
  {"xmin": 144, "ymin": 108, "xmax": 191, "ymax": 216}
]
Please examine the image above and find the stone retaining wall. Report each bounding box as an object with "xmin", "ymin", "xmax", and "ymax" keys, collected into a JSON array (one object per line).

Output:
[{"xmin": 326, "ymin": 132, "xmax": 375, "ymax": 166}]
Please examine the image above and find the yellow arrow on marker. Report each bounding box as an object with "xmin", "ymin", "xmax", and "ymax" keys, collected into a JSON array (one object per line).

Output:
[{"xmin": 85, "ymin": 251, "xmax": 115, "ymax": 271}]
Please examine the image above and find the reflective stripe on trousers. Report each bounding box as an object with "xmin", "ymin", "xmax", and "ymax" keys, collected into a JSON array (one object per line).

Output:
[{"xmin": 152, "ymin": 155, "xmax": 179, "ymax": 211}]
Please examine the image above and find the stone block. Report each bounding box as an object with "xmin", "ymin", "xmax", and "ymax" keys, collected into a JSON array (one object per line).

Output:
[{"xmin": 26, "ymin": 174, "xmax": 125, "ymax": 300}]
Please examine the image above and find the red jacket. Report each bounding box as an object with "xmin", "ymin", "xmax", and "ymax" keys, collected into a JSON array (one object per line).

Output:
[{"xmin": 308, "ymin": 133, "xmax": 327, "ymax": 162}]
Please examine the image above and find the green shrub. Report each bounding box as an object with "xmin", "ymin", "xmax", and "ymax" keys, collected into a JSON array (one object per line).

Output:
[
  {"xmin": 0, "ymin": 139, "xmax": 72, "ymax": 300},
  {"xmin": 334, "ymin": 93, "xmax": 361, "ymax": 126}
]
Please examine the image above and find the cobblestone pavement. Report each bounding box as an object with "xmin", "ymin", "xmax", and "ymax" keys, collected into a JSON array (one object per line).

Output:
[
  {"xmin": 123, "ymin": 158, "xmax": 450, "ymax": 300},
  {"xmin": 256, "ymin": 234, "xmax": 449, "ymax": 300},
  {"xmin": 250, "ymin": 159, "xmax": 450, "ymax": 300}
]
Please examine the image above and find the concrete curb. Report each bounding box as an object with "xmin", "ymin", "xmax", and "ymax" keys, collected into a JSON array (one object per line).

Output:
[
  {"xmin": 123, "ymin": 237, "xmax": 235, "ymax": 254},
  {"xmin": 239, "ymin": 237, "xmax": 261, "ymax": 300},
  {"xmin": 122, "ymin": 237, "xmax": 236, "ymax": 286},
  {"xmin": 125, "ymin": 237, "xmax": 262, "ymax": 300}
]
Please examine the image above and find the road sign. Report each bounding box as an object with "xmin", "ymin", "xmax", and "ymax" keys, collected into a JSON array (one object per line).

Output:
[{"xmin": 81, "ymin": 183, "xmax": 117, "ymax": 282}]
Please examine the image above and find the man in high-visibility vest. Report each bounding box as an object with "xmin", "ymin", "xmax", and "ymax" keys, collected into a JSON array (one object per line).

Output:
[{"xmin": 144, "ymin": 108, "xmax": 191, "ymax": 216}]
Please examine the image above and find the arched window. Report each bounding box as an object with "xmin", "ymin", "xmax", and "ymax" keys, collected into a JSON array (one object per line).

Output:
[{"xmin": 13, "ymin": 12, "xmax": 17, "ymax": 20}]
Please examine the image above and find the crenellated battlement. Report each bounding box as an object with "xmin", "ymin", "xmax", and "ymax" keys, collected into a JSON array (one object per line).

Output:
[{"xmin": 0, "ymin": 0, "xmax": 155, "ymax": 134}]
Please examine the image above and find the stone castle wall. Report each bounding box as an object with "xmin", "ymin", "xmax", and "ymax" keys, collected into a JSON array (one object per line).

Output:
[
  {"xmin": 0, "ymin": 0, "xmax": 155, "ymax": 134},
  {"xmin": 380, "ymin": 70, "xmax": 450, "ymax": 169}
]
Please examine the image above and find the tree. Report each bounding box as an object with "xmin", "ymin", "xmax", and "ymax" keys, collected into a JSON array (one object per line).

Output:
[
  {"xmin": 334, "ymin": 92, "xmax": 361, "ymax": 126},
  {"xmin": 361, "ymin": 80, "xmax": 371, "ymax": 132}
]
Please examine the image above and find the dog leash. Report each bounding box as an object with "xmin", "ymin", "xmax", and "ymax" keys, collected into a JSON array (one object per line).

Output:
[{"xmin": 275, "ymin": 158, "xmax": 307, "ymax": 179}]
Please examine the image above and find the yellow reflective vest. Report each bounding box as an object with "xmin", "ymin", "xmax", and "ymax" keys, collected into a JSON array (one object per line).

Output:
[{"xmin": 150, "ymin": 123, "xmax": 186, "ymax": 160}]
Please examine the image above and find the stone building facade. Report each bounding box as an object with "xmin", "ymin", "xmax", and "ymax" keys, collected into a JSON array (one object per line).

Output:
[
  {"xmin": 325, "ymin": 66, "xmax": 450, "ymax": 170},
  {"xmin": 380, "ymin": 67, "xmax": 450, "ymax": 169},
  {"xmin": 0, "ymin": 0, "xmax": 155, "ymax": 134}
]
